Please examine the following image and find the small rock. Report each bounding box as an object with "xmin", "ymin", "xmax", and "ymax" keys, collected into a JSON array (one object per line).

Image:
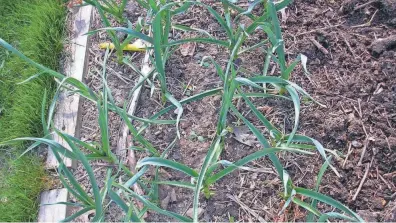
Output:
[
  {"xmin": 310, "ymin": 58, "xmax": 321, "ymax": 65},
  {"xmin": 160, "ymin": 194, "xmax": 171, "ymax": 210},
  {"xmin": 170, "ymin": 189, "xmax": 177, "ymax": 203},
  {"xmin": 197, "ymin": 136, "xmax": 205, "ymax": 142},
  {"xmin": 372, "ymin": 197, "xmax": 386, "ymax": 210},
  {"xmin": 186, "ymin": 207, "xmax": 204, "ymax": 218},
  {"xmin": 193, "ymin": 52, "xmax": 204, "ymax": 61},
  {"xmin": 352, "ymin": 140, "xmax": 363, "ymax": 148}
]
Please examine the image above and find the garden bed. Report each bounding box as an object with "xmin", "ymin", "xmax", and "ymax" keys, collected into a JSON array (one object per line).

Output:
[
  {"xmin": 2, "ymin": 0, "xmax": 395, "ymax": 222},
  {"xmin": 72, "ymin": 0, "xmax": 396, "ymax": 221}
]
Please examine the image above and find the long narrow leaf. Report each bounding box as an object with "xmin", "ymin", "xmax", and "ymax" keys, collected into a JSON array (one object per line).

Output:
[
  {"xmin": 294, "ymin": 187, "xmax": 364, "ymax": 222},
  {"xmin": 137, "ymin": 157, "xmax": 198, "ymax": 178},
  {"xmin": 307, "ymin": 157, "xmax": 331, "ymax": 222}
]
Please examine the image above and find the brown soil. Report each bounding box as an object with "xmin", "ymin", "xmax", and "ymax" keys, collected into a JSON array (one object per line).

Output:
[{"xmin": 74, "ymin": 0, "xmax": 395, "ymax": 222}]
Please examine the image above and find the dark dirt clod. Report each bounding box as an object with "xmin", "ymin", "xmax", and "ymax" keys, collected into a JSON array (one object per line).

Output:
[{"xmin": 370, "ymin": 35, "xmax": 396, "ymax": 57}]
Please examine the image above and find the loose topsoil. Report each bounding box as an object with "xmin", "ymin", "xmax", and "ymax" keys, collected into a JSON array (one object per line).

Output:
[{"xmin": 72, "ymin": 0, "xmax": 395, "ymax": 222}]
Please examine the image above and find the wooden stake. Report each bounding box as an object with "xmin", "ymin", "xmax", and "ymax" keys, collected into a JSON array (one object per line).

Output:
[{"xmin": 38, "ymin": 189, "xmax": 69, "ymax": 222}]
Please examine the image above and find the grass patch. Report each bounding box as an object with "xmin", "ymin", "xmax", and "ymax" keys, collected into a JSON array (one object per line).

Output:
[
  {"xmin": 0, "ymin": 155, "xmax": 46, "ymax": 222},
  {"xmin": 0, "ymin": 0, "xmax": 66, "ymax": 142},
  {"xmin": 0, "ymin": 0, "xmax": 66, "ymax": 221}
]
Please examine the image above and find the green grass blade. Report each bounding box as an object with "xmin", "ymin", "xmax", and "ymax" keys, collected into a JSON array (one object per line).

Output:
[
  {"xmin": 283, "ymin": 54, "xmax": 301, "ymax": 80},
  {"xmin": 235, "ymin": 77, "xmax": 266, "ymax": 89},
  {"xmin": 17, "ymin": 71, "xmax": 46, "ymax": 85},
  {"xmin": 294, "ymin": 187, "xmax": 364, "ymax": 222},
  {"xmin": 165, "ymin": 92, "xmax": 183, "ymax": 138},
  {"xmin": 59, "ymin": 163, "xmax": 94, "ymax": 205},
  {"xmin": 88, "ymin": 27, "xmax": 153, "ymax": 44},
  {"xmin": 56, "ymin": 131, "xmax": 103, "ymax": 220},
  {"xmin": 137, "ymin": 157, "xmax": 198, "ymax": 178},
  {"xmin": 40, "ymin": 202, "xmax": 85, "ymax": 207},
  {"xmin": 98, "ymin": 48, "xmax": 111, "ymax": 157},
  {"xmin": 193, "ymin": 136, "xmax": 222, "ymax": 221},
  {"xmin": 0, "ymin": 137, "xmax": 77, "ymax": 159},
  {"xmin": 268, "ymin": 0, "xmax": 286, "ymax": 76},
  {"xmin": 171, "ymin": 2, "xmax": 192, "ymax": 15},
  {"xmin": 162, "ymin": 10, "xmax": 171, "ymax": 45},
  {"xmin": 109, "ymin": 190, "xmax": 140, "ymax": 222},
  {"xmin": 114, "ymin": 183, "xmax": 193, "ymax": 222},
  {"xmin": 292, "ymin": 197, "xmax": 321, "ymax": 217},
  {"xmin": 239, "ymin": 91, "xmax": 282, "ymax": 136},
  {"xmin": 124, "ymin": 166, "xmax": 148, "ymax": 188},
  {"xmin": 60, "ymin": 207, "xmax": 93, "ymax": 222},
  {"xmin": 233, "ymin": 92, "xmax": 290, "ymax": 100},
  {"xmin": 318, "ymin": 212, "xmax": 358, "ymax": 222},
  {"xmin": 0, "ymin": 38, "xmax": 63, "ymax": 79},
  {"xmin": 275, "ymin": 0, "xmax": 292, "ymax": 11},
  {"xmin": 58, "ymin": 174, "xmax": 93, "ymax": 206},
  {"xmin": 241, "ymin": 0, "xmax": 263, "ymax": 16},
  {"xmin": 165, "ymin": 38, "xmax": 229, "ymax": 47},
  {"xmin": 201, "ymin": 56, "xmax": 225, "ymax": 81},
  {"xmin": 116, "ymin": 106, "xmax": 160, "ymax": 156},
  {"xmin": 206, "ymin": 4, "xmax": 233, "ymax": 39},
  {"xmin": 152, "ymin": 12, "xmax": 167, "ymax": 96},
  {"xmin": 229, "ymin": 105, "xmax": 284, "ymax": 179},
  {"xmin": 286, "ymin": 134, "xmax": 340, "ymax": 177},
  {"xmin": 307, "ymin": 157, "xmax": 331, "ymax": 222},
  {"xmin": 238, "ymin": 40, "xmax": 268, "ymax": 55},
  {"xmin": 149, "ymin": 181, "xmax": 195, "ymax": 190},
  {"xmin": 284, "ymin": 85, "xmax": 300, "ymax": 145}
]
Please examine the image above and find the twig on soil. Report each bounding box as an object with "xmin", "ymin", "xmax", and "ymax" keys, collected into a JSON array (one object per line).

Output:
[
  {"xmin": 353, "ymin": 0, "xmax": 380, "ymax": 12},
  {"xmin": 309, "ymin": 37, "xmax": 329, "ymax": 55},
  {"xmin": 295, "ymin": 23, "xmax": 344, "ymax": 37},
  {"xmin": 227, "ymin": 194, "xmax": 266, "ymax": 223},
  {"xmin": 357, "ymin": 138, "xmax": 369, "ymax": 166},
  {"xmin": 341, "ymin": 34, "xmax": 356, "ymax": 58},
  {"xmin": 355, "ymin": 99, "xmax": 370, "ymax": 166},
  {"xmin": 351, "ymin": 10, "xmax": 379, "ymax": 28},
  {"xmin": 342, "ymin": 143, "xmax": 353, "ymax": 168},
  {"xmin": 378, "ymin": 173, "xmax": 393, "ymax": 190},
  {"xmin": 384, "ymin": 171, "xmax": 396, "ymax": 178},
  {"xmin": 352, "ymin": 162, "xmax": 370, "ymax": 201}
]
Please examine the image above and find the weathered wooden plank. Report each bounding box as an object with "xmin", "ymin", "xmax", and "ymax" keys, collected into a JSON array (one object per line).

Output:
[
  {"xmin": 38, "ymin": 189, "xmax": 69, "ymax": 222},
  {"xmin": 46, "ymin": 5, "xmax": 93, "ymax": 169}
]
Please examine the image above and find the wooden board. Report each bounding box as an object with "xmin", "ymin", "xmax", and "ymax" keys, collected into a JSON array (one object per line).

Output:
[
  {"xmin": 46, "ymin": 5, "xmax": 93, "ymax": 169},
  {"xmin": 38, "ymin": 189, "xmax": 69, "ymax": 222}
]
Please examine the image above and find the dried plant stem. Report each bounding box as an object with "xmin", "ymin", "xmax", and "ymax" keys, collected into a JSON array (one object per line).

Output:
[{"xmin": 352, "ymin": 163, "xmax": 370, "ymax": 201}]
